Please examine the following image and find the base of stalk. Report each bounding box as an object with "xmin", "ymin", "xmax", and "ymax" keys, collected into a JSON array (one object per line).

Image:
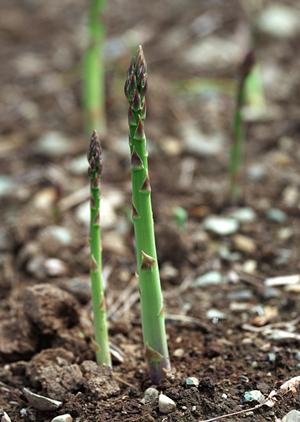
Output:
[{"xmin": 148, "ymin": 357, "xmax": 171, "ymax": 385}]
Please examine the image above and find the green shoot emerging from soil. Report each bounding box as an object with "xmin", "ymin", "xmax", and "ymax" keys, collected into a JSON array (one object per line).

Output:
[
  {"xmin": 83, "ymin": 0, "xmax": 106, "ymax": 134},
  {"xmin": 241, "ymin": 0, "xmax": 265, "ymax": 111},
  {"xmin": 88, "ymin": 131, "xmax": 111, "ymax": 367},
  {"xmin": 124, "ymin": 46, "xmax": 170, "ymax": 384},
  {"xmin": 229, "ymin": 50, "xmax": 255, "ymax": 202}
]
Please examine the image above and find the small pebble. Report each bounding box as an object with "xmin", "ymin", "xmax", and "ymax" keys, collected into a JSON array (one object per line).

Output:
[
  {"xmin": 283, "ymin": 186, "xmax": 299, "ymax": 207},
  {"xmin": 277, "ymin": 227, "xmax": 293, "ymax": 240},
  {"xmin": 193, "ymin": 271, "xmax": 224, "ymax": 287},
  {"xmin": 267, "ymin": 352, "xmax": 276, "ymax": 363},
  {"xmin": 233, "ymin": 235, "xmax": 256, "ymax": 254},
  {"xmin": 204, "ymin": 216, "xmax": 239, "ymax": 236},
  {"xmin": 23, "ymin": 388, "xmax": 62, "ymax": 411},
  {"xmin": 266, "ymin": 208, "xmax": 287, "ymax": 223},
  {"xmin": 222, "ymin": 393, "xmax": 228, "ymax": 399},
  {"xmin": 258, "ymin": 5, "xmax": 300, "ymax": 38},
  {"xmin": 68, "ymin": 155, "xmax": 88, "ymax": 175},
  {"xmin": 174, "ymin": 348, "xmax": 184, "ymax": 357},
  {"xmin": 218, "ymin": 246, "xmax": 241, "ymax": 262},
  {"xmin": 185, "ymin": 377, "xmax": 199, "ymax": 387},
  {"xmin": 243, "ymin": 390, "xmax": 265, "ymax": 403},
  {"xmin": 228, "ymin": 290, "xmax": 253, "ymax": 301},
  {"xmin": 247, "ymin": 163, "xmax": 266, "ymax": 181},
  {"xmin": 0, "ymin": 176, "xmax": 15, "ymax": 198},
  {"xmin": 262, "ymin": 287, "xmax": 280, "ymax": 300},
  {"xmin": 141, "ymin": 387, "xmax": 159, "ymax": 404},
  {"xmin": 0, "ymin": 412, "xmax": 11, "ymax": 422},
  {"xmin": 39, "ymin": 226, "xmax": 72, "ymax": 255},
  {"xmin": 206, "ymin": 309, "xmax": 226, "ymax": 323},
  {"xmin": 229, "ymin": 207, "xmax": 256, "ymax": 223},
  {"xmin": 20, "ymin": 409, "xmax": 27, "ymax": 417},
  {"xmin": 36, "ymin": 132, "xmax": 73, "ymax": 157},
  {"xmin": 242, "ymin": 260, "xmax": 257, "ymax": 274},
  {"xmin": 283, "ymin": 410, "xmax": 300, "ymax": 422},
  {"xmin": 51, "ymin": 415, "xmax": 73, "ymax": 422},
  {"xmin": 44, "ymin": 258, "xmax": 68, "ymax": 277},
  {"xmin": 159, "ymin": 394, "xmax": 176, "ymax": 414},
  {"xmin": 295, "ymin": 352, "xmax": 300, "ymax": 362}
]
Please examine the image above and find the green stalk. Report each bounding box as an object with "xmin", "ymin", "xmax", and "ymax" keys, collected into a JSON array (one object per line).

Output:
[
  {"xmin": 124, "ymin": 46, "xmax": 170, "ymax": 384},
  {"xmin": 83, "ymin": 0, "xmax": 106, "ymax": 134},
  {"xmin": 229, "ymin": 50, "xmax": 255, "ymax": 202},
  {"xmin": 87, "ymin": 131, "xmax": 111, "ymax": 367},
  {"xmin": 240, "ymin": 0, "xmax": 265, "ymax": 110},
  {"xmin": 245, "ymin": 63, "xmax": 265, "ymax": 110}
]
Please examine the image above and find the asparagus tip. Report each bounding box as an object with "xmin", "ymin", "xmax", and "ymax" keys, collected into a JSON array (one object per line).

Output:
[
  {"xmin": 240, "ymin": 50, "xmax": 256, "ymax": 82},
  {"xmin": 88, "ymin": 130, "xmax": 102, "ymax": 177},
  {"xmin": 125, "ymin": 45, "xmax": 148, "ymax": 102}
]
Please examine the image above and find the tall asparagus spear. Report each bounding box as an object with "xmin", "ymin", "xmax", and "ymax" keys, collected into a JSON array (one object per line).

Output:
[
  {"xmin": 83, "ymin": 0, "xmax": 106, "ymax": 134},
  {"xmin": 229, "ymin": 50, "xmax": 255, "ymax": 202},
  {"xmin": 87, "ymin": 130, "xmax": 111, "ymax": 367},
  {"xmin": 124, "ymin": 46, "xmax": 170, "ymax": 384}
]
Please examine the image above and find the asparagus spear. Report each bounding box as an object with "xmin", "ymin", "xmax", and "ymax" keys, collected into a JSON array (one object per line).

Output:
[
  {"xmin": 87, "ymin": 130, "xmax": 111, "ymax": 367},
  {"xmin": 229, "ymin": 50, "xmax": 255, "ymax": 202},
  {"xmin": 124, "ymin": 46, "xmax": 170, "ymax": 384},
  {"xmin": 83, "ymin": 0, "xmax": 106, "ymax": 134}
]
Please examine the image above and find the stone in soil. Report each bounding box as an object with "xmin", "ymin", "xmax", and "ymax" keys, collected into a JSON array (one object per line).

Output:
[
  {"xmin": 38, "ymin": 226, "xmax": 72, "ymax": 256},
  {"xmin": 23, "ymin": 284, "xmax": 79, "ymax": 335},
  {"xmin": 266, "ymin": 208, "xmax": 287, "ymax": 223},
  {"xmin": 0, "ymin": 411, "xmax": 11, "ymax": 422},
  {"xmin": 283, "ymin": 410, "xmax": 300, "ymax": 422},
  {"xmin": 229, "ymin": 207, "xmax": 256, "ymax": 223},
  {"xmin": 243, "ymin": 390, "xmax": 265, "ymax": 403},
  {"xmin": 23, "ymin": 387, "xmax": 62, "ymax": 411},
  {"xmin": 185, "ymin": 376, "xmax": 199, "ymax": 387},
  {"xmin": 141, "ymin": 387, "xmax": 159, "ymax": 404},
  {"xmin": 193, "ymin": 271, "xmax": 225, "ymax": 287},
  {"xmin": 159, "ymin": 393, "xmax": 176, "ymax": 414},
  {"xmin": 203, "ymin": 216, "xmax": 239, "ymax": 236},
  {"xmin": 51, "ymin": 415, "xmax": 73, "ymax": 422}
]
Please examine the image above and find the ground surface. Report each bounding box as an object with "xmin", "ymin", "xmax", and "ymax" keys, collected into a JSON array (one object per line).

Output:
[{"xmin": 1, "ymin": 0, "xmax": 300, "ymax": 421}]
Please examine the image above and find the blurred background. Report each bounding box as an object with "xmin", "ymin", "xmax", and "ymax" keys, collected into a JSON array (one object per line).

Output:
[{"xmin": 1, "ymin": 0, "xmax": 300, "ymax": 275}]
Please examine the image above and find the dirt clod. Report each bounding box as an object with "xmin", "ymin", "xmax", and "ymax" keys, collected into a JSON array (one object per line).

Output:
[
  {"xmin": 80, "ymin": 360, "xmax": 120, "ymax": 399},
  {"xmin": 27, "ymin": 348, "xmax": 83, "ymax": 400},
  {"xmin": 23, "ymin": 284, "xmax": 79, "ymax": 335}
]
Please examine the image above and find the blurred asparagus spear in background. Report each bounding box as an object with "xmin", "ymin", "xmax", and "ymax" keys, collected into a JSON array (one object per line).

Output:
[
  {"xmin": 240, "ymin": 0, "xmax": 266, "ymax": 110},
  {"xmin": 229, "ymin": 50, "xmax": 256, "ymax": 202},
  {"xmin": 124, "ymin": 46, "xmax": 170, "ymax": 384},
  {"xmin": 83, "ymin": 0, "xmax": 106, "ymax": 134},
  {"xmin": 88, "ymin": 131, "xmax": 111, "ymax": 367}
]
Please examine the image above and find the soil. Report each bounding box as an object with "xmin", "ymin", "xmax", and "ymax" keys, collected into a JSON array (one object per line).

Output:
[{"xmin": 1, "ymin": 0, "xmax": 300, "ymax": 421}]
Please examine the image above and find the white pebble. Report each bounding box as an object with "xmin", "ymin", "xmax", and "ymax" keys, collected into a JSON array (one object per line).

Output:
[
  {"xmin": 141, "ymin": 387, "xmax": 159, "ymax": 404},
  {"xmin": 51, "ymin": 415, "xmax": 73, "ymax": 422},
  {"xmin": 185, "ymin": 377, "xmax": 199, "ymax": 387},
  {"xmin": 159, "ymin": 393, "xmax": 176, "ymax": 414}
]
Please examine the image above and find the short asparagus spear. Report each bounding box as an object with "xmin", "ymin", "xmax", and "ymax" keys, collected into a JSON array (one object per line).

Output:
[
  {"xmin": 240, "ymin": 0, "xmax": 266, "ymax": 110},
  {"xmin": 229, "ymin": 50, "xmax": 255, "ymax": 202},
  {"xmin": 83, "ymin": 0, "xmax": 106, "ymax": 134},
  {"xmin": 124, "ymin": 46, "xmax": 170, "ymax": 384},
  {"xmin": 87, "ymin": 131, "xmax": 111, "ymax": 367}
]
